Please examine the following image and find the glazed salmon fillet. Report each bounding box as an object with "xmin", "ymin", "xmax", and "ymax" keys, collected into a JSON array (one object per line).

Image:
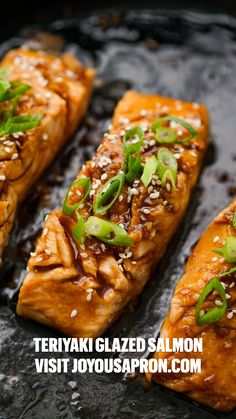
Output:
[
  {"xmin": 17, "ymin": 90, "xmax": 209, "ymax": 337},
  {"xmin": 151, "ymin": 200, "xmax": 236, "ymax": 412},
  {"xmin": 0, "ymin": 48, "xmax": 94, "ymax": 261}
]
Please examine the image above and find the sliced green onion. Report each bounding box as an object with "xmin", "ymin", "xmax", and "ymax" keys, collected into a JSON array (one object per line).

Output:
[
  {"xmin": 94, "ymin": 172, "xmax": 124, "ymax": 215},
  {"xmin": 152, "ymin": 116, "xmax": 198, "ymax": 144},
  {"xmin": 84, "ymin": 216, "xmax": 133, "ymax": 246},
  {"xmin": 62, "ymin": 177, "xmax": 91, "ymax": 216},
  {"xmin": 0, "ymin": 81, "xmax": 30, "ymax": 102},
  {"xmin": 219, "ymin": 266, "xmax": 236, "ymax": 278},
  {"xmin": 123, "ymin": 126, "xmax": 144, "ymax": 157},
  {"xmin": 141, "ymin": 156, "xmax": 158, "ymax": 188},
  {"xmin": 0, "ymin": 68, "xmax": 10, "ymax": 95},
  {"xmin": 125, "ymin": 154, "xmax": 143, "ymax": 185},
  {"xmin": 0, "ymin": 113, "xmax": 41, "ymax": 137},
  {"xmin": 157, "ymin": 147, "xmax": 178, "ymax": 190},
  {"xmin": 72, "ymin": 211, "xmax": 85, "ymax": 245},
  {"xmin": 233, "ymin": 211, "xmax": 236, "ymax": 229},
  {"xmin": 196, "ymin": 277, "xmax": 227, "ymax": 325},
  {"xmin": 213, "ymin": 236, "xmax": 236, "ymax": 263}
]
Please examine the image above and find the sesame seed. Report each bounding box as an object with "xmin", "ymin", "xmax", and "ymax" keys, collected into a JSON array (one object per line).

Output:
[
  {"xmin": 80, "ymin": 253, "xmax": 88, "ymax": 258},
  {"xmin": 0, "ymin": 175, "xmax": 6, "ymax": 180},
  {"xmin": 220, "ymin": 282, "xmax": 226, "ymax": 289},
  {"xmin": 229, "ymin": 282, "xmax": 235, "ymax": 288},
  {"xmin": 227, "ymin": 311, "xmax": 233, "ymax": 319},
  {"xmin": 140, "ymin": 109, "xmax": 147, "ymax": 116},
  {"xmin": 199, "ymin": 309, "xmax": 205, "ymax": 317},
  {"xmin": 132, "ymin": 261, "xmax": 137, "ymax": 265},
  {"xmin": 226, "ymin": 293, "xmax": 231, "ymax": 299},
  {"xmin": 149, "ymin": 140, "xmax": 156, "ymax": 146},
  {"xmin": 118, "ymin": 265, "xmax": 124, "ymax": 271},
  {"xmin": 143, "ymin": 208, "xmax": 151, "ymax": 214},
  {"xmin": 70, "ymin": 309, "xmax": 77, "ymax": 318},
  {"xmin": 119, "ymin": 223, "xmax": 125, "ymax": 229},
  {"xmin": 166, "ymin": 183, "xmax": 171, "ymax": 192},
  {"xmin": 45, "ymin": 249, "xmax": 51, "ymax": 255},
  {"xmin": 43, "ymin": 228, "xmax": 48, "ymax": 236},
  {"xmin": 126, "ymin": 252, "xmax": 132, "ymax": 258},
  {"xmin": 212, "ymin": 256, "xmax": 218, "ymax": 262},
  {"xmin": 119, "ymin": 194, "xmax": 123, "ymax": 202},
  {"xmin": 5, "ymin": 147, "xmax": 11, "ymax": 153},
  {"xmin": 87, "ymin": 293, "xmax": 92, "ymax": 301},
  {"xmin": 213, "ymin": 235, "xmax": 220, "ymax": 243},
  {"xmin": 11, "ymin": 153, "xmax": 18, "ymax": 160},
  {"xmin": 220, "ymin": 257, "xmax": 225, "ymax": 263},
  {"xmin": 101, "ymin": 243, "xmax": 106, "ymax": 252},
  {"xmin": 86, "ymin": 288, "xmax": 93, "ymax": 293},
  {"xmin": 215, "ymin": 299, "xmax": 223, "ymax": 306},
  {"xmin": 130, "ymin": 188, "xmax": 139, "ymax": 196},
  {"xmin": 101, "ymin": 173, "xmax": 108, "ymax": 181},
  {"xmin": 90, "ymin": 190, "xmax": 95, "ymax": 196},
  {"xmin": 150, "ymin": 192, "xmax": 160, "ymax": 199},
  {"xmin": 42, "ymin": 134, "xmax": 48, "ymax": 141},
  {"xmin": 30, "ymin": 252, "xmax": 36, "ymax": 257}
]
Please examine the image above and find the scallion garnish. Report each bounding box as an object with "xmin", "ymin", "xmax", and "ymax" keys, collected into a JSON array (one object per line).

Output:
[
  {"xmin": 72, "ymin": 211, "xmax": 85, "ymax": 245},
  {"xmin": 233, "ymin": 211, "xmax": 236, "ymax": 229},
  {"xmin": 84, "ymin": 216, "xmax": 133, "ymax": 246},
  {"xmin": 157, "ymin": 147, "xmax": 178, "ymax": 190},
  {"xmin": 141, "ymin": 156, "xmax": 158, "ymax": 188},
  {"xmin": 62, "ymin": 177, "xmax": 91, "ymax": 216},
  {"xmin": 152, "ymin": 116, "xmax": 198, "ymax": 144},
  {"xmin": 123, "ymin": 126, "xmax": 144, "ymax": 157},
  {"xmin": 0, "ymin": 68, "xmax": 10, "ymax": 95},
  {"xmin": 0, "ymin": 113, "xmax": 41, "ymax": 137},
  {"xmin": 94, "ymin": 172, "xmax": 125, "ymax": 215},
  {"xmin": 0, "ymin": 67, "xmax": 41, "ymax": 136},
  {"xmin": 125, "ymin": 154, "xmax": 142, "ymax": 185},
  {"xmin": 196, "ymin": 277, "xmax": 227, "ymax": 325},
  {"xmin": 213, "ymin": 236, "xmax": 236, "ymax": 263},
  {"xmin": 0, "ymin": 81, "xmax": 30, "ymax": 102}
]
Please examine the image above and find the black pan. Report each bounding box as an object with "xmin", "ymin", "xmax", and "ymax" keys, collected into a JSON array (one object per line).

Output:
[{"xmin": 0, "ymin": 3, "xmax": 236, "ymax": 418}]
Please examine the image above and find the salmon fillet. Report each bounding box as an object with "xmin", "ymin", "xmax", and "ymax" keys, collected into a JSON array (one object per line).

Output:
[
  {"xmin": 151, "ymin": 200, "xmax": 236, "ymax": 412},
  {"xmin": 17, "ymin": 90, "xmax": 209, "ymax": 338},
  {"xmin": 0, "ymin": 48, "xmax": 94, "ymax": 261}
]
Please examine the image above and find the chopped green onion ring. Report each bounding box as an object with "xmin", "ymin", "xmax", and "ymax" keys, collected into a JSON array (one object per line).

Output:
[
  {"xmin": 62, "ymin": 177, "xmax": 91, "ymax": 216},
  {"xmin": 0, "ymin": 68, "xmax": 10, "ymax": 95},
  {"xmin": 123, "ymin": 126, "xmax": 144, "ymax": 157},
  {"xmin": 213, "ymin": 236, "xmax": 236, "ymax": 263},
  {"xmin": 141, "ymin": 156, "xmax": 158, "ymax": 188},
  {"xmin": 233, "ymin": 211, "xmax": 236, "ymax": 229},
  {"xmin": 157, "ymin": 147, "xmax": 178, "ymax": 189},
  {"xmin": 196, "ymin": 277, "xmax": 227, "ymax": 325},
  {"xmin": 72, "ymin": 211, "xmax": 85, "ymax": 245},
  {"xmin": 125, "ymin": 154, "xmax": 143, "ymax": 185},
  {"xmin": 152, "ymin": 116, "xmax": 198, "ymax": 144},
  {"xmin": 94, "ymin": 172, "xmax": 125, "ymax": 215},
  {"xmin": 84, "ymin": 216, "xmax": 133, "ymax": 246},
  {"xmin": 0, "ymin": 113, "xmax": 41, "ymax": 137},
  {"xmin": 0, "ymin": 81, "xmax": 30, "ymax": 102}
]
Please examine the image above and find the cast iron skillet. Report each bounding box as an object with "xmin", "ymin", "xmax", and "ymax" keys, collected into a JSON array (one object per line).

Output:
[{"xmin": 0, "ymin": 5, "xmax": 236, "ymax": 419}]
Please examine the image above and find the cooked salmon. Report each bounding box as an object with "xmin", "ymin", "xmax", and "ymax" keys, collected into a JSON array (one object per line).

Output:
[
  {"xmin": 0, "ymin": 48, "xmax": 94, "ymax": 261},
  {"xmin": 17, "ymin": 90, "xmax": 209, "ymax": 338},
  {"xmin": 150, "ymin": 200, "xmax": 236, "ymax": 412}
]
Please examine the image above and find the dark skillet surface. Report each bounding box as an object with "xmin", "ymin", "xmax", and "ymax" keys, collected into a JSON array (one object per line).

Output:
[{"xmin": 0, "ymin": 8, "xmax": 236, "ymax": 419}]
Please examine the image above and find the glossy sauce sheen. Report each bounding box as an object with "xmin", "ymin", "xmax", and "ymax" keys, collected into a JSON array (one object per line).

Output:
[
  {"xmin": 17, "ymin": 90, "xmax": 209, "ymax": 338},
  {"xmin": 0, "ymin": 48, "xmax": 94, "ymax": 260},
  {"xmin": 151, "ymin": 200, "xmax": 236, "ymax": 412}
]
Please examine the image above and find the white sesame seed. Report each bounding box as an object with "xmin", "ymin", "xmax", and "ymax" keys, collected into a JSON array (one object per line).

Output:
[
  {"xmin": 220, "ymin": 282, "xmax": 226, "ymax": 289},
  {"xmin": 5, "ymin": 147, "xmax": 11, "ymax": 153},
  {"xmin": 166, "ymin": 183, "xmax": 171, "ymax": 192},
  {"xmin": 30, "ymin": 252, "xmax": 36, "ymax": 257},
  {"xmin": 70, "ymin": 309, "xmax": 77, "ymax": 318},
  {"xmin": 126, "ymin": 252, "xmax": 132, "ymax": 258},
  {"xmin": 212, "ymin": 256, "xmax": 218, "ymax": 262},
  {"xmin": 90, "ymin": 190, "xmax": 95, "ymax": 196},
  {"xmin": 229, "ymin": 282, "xmax": 235, "ymax": 288},
  {"xmin": 130, "ymin": 188, "xmax": 139, "ymax": 196},
  {"xmin": 150, "ymin": 192, "xmax": 160, "ymax": 199},
  {"xmin": 80, "ymin": 253, "xmax": 88, "ymax": 258},
  {"xmin": 213, "ymin": 235, "xmax": 220, "ymax": 243},
  {"xmin": 220, "ymin": 257, "xmax": 225, "ymax": 263},
  {"xmin": 140, "ymin": 109, "xmax": 147, "ymax": 116},
  {"xmin": 227, "ymin": 311, "xmax": 233, "ymax": 319},
  {"xmin": 86, "ymin": 288, "xmax": 93, "ymax": 293},
  {"xmin": 42, "ymin": 134, "xmax": 48, "ymax": 141},
  {"xmin": 0, "ymin": 175, "xmax": 6, "ymax": 180},
  {"xmin": 132, "ymin": 261, "xmax": 137, "ymax": 265},
  {"xmin": 101, "ymin": 173, "xmax": 108, "ymax": 181},
  {"xmin": 11, "ymin": 153, "xmax": 18, "ymax": 160},
  {"xmin": 86, "ymin": 293, "xmax": 92, "ymax": 301},
  {"xmin": 119, "ymin": 194, "xmax": 123, "ymax": 202},
  {"xmin": 119, "ymin": 223, "xmax": 125, "ymax": 229},
  {"xmin": 143, "ymin": 208, "xmax": 151, "ymax": 214},
  {"xmin": 226, "ymin": 293, "xmax": 231, "ymax": 299},
  {"xmin": 45, "ymin": 249, "xmax": 51, "ymax": 255},
  {"xmin": 118, "ymin": 264, "xmax": 124, "ymax": 271},
  {"xmin": 101, "ymin": 243, "xmax": 106, "ymax": 252},
  {"xmin": 215, "ymin": 299, "xmax": 223, "ymax": 306},
  {"xmin": 199, "ymin": 309, "xmax": 205, "ymax": 317},
  {"xmin": 43, "ymin": 228, "xmax": 48, "ymax": 236}
]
